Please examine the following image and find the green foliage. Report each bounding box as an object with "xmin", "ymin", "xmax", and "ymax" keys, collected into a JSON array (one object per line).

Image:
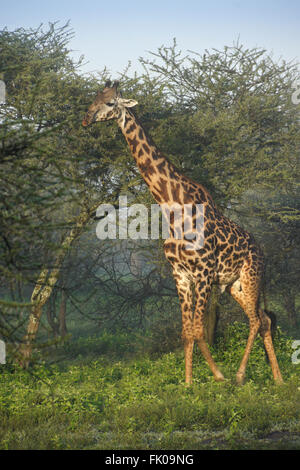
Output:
[{"xmin": 0, "ymin": 323, "xmax": 299, "ymax": 449}]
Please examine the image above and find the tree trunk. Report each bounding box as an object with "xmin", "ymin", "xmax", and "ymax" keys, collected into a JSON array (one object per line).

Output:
[
  {"xmin": 283, "ymin": 292, "xmax": 298, "ymax": 329},
  {"xmin": 58, "ymin": 290, "xmax": 67, "ymax": 339},
  {"xmin": 204, "ymin": 284, "xmax": 220, "ymax": 346},
  {"xmin": 46, "ymin": 295, "xmax": 59, "ymax": 337},
  {"xmin": 18, "ymin": 204, "xmax": 98, "ymax": 368}
]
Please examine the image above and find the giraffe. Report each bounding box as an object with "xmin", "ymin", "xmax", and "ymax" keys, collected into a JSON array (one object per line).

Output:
[{"xmin": 82, "ymin": 81, "xmax": 283, "ymax": 385}]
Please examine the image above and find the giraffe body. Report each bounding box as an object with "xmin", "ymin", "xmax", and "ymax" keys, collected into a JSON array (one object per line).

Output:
[{"xmin": 83, "ymin": 82, "xmax": 283, "ymax": 384}]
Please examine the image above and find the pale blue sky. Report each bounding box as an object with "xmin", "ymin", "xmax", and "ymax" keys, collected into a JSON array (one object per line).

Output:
[{"xmin": 1, "ymin": 0, "xmax": 299, "ymax": 76}]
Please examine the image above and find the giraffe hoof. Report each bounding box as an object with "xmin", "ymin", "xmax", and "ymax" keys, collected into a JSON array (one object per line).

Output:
[
  {"xmin": 185, "ymin": 380, "xmax": 192, "ymax": 386},
  {"xmin": 236, "ymin": 372, "xmax": 245, "ymax": 385},
  {"xmin": 275, "ymin": 375, "xmax": 284, "ymax": 385},
  {"xmin": 214, "ymin": 371, "xmax": 225, "ymax": 382}
]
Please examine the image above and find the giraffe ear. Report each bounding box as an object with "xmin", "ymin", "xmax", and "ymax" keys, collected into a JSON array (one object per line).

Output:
[{"xmin": 118, "ymin": 98, "xmax": 138, "ymax": 108}]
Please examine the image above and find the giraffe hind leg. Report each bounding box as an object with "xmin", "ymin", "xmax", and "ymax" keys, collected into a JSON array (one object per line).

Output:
[
  {"xmin": 228, "ymin": 279, "xmax": 260, "ymax": 384},
  {"xmin": 229, "ymin": 276, "xmax": 283, "ymax": 384},
  {"xmin": 258, "ymin": 309, "xmax": 283, "ymax": 383}
]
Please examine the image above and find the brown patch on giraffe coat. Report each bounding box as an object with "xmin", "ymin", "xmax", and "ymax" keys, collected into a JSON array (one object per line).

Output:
[
  {"xmin": 139, "ymin": 158, "xmax": 156, "ymax": 178},
  {"xmin": 170, "ymin": 181, "xmax": 181, "ymax": 202},
  {"xmin": 164, "ymin": 241, "xmax": 177, "ymax": 255},
  {"xmin": 154, "ymin": 178, "xmax": 169, "ymax": 201},
  {"xmin": 183, "ymin": 191, "xmax": 194, "ymax": 204},
  {"xmin": 152, "ymin": 192, "xmax": 162, "ymax": 203},
  {"xmin": 156, "ymin": 160, "xmax": 168, "ymax": 177},
  {"xmin": 124, "ymin": 114, "xmax": 131, "ymax": 127},
  {"xmin": 128, "ymin": 136, "xmax": 139, "ymax": 153},
  {"xmin": 142, "ymin": 143, "xmax": 150, "ymax": 154},
  {"xmin": 151, "ymin": 152, "xmax": 160, "ymax": 160},
  {"xmin": 126, "ymin": 122, "xmax": 137, "ymax": 134}
]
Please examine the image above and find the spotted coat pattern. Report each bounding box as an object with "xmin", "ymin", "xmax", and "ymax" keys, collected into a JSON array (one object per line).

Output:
[{"xmin": 83, "ymin": 83, "xmax": 283, "ymax": 384}]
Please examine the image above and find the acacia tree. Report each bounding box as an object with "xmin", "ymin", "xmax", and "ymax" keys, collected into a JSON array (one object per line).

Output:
[
  {"xmin": 0, "ymin": 23, "xmax": 131, "ymax": 364},
  {"xmin": 244, "ymin": 191, "xmax": 300, "ymax": 331}
]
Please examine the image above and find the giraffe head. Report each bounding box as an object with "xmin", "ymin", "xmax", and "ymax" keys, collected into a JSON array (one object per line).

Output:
[{"xmin": 82, "ymin": 81, "xmax": 138, "ymax": 126}]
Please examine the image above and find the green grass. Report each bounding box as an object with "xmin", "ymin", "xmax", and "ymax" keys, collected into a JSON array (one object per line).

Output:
[{"xmin": 0, "ymin": 323, "xmax": 300, "ymax": 449}]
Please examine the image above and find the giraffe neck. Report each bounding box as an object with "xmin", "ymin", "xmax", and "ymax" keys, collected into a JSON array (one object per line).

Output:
[{"xmin": 117, "ymin": 108, "xmax": 200, "ymax": 206}]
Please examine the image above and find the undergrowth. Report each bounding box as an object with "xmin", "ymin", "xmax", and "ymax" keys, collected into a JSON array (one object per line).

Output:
[{"xmin": 0, "ymin": 323, "xmax": 299, "ymax": 449}]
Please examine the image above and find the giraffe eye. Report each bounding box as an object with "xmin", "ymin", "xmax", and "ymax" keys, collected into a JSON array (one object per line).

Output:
[{"xmin": 106, "ymin": 102, "xmax": 114, "ymax": 107}]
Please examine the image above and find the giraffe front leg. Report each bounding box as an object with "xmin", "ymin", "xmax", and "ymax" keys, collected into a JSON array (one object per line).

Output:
[
  {"xmin": 194, "ymin": 277, "xmax": 224, "ymax": 382},
  {"xmin": 183, "ymin": 336, "xmax": 194, "ymax": 385},
  {"xmin": 172, "ymin": 267, "xmax": 194, "ymax": 385}
]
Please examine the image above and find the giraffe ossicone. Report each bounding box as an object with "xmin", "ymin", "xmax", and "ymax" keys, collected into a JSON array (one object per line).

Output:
[{"xmin": 83, "ymin": 82, "xmax": 283, "ymax": 385}]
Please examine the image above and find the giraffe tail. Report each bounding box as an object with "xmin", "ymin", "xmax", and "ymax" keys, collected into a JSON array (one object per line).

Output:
[
  {"xmin": 261, "ymin": 277, "xmax": 277, "ymax": 336},
  {"xmin": 260, "ymin": 280, "xmax": 277, "ymax": 363}
]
